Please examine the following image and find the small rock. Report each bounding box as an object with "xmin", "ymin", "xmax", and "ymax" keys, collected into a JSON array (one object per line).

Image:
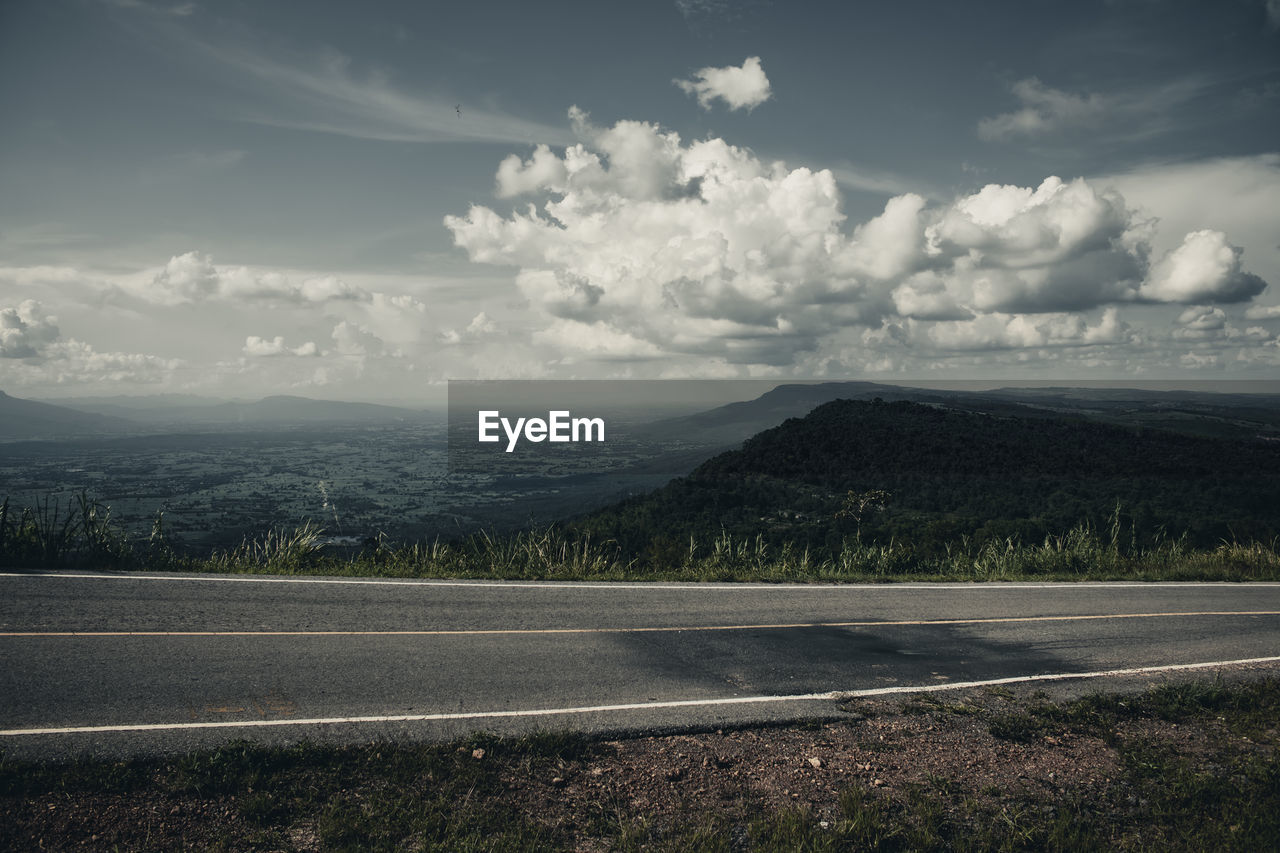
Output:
[
  {"xmin": 551, "ymin": 776, "xmax": 566, "ymax": 786},
  {"xmin": 819, "ymin": 820, "xmax": 831, "ymax": 830},
  {"xmin": 471, "ymin": 748, "xmax": 486, "ymax": 760},
  {"xmin": 872, "ymin": 778, "xmax": 885, "ymax": 787},
  {"xmin": 590, "ymin": 767, "xmax": 605, "ymax": 777},
  {"xmin": 808, "ymin": 757, "xmax": 824, "ymax": 769}
]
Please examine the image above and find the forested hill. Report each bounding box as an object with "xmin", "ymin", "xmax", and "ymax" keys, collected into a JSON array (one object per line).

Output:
[
  {"xmin": 576, "ymin": 398, "xmax": 1280, "ymax": 560},
  {"xmin": 701, "ymin": 399, "xmax": 1248, "ymax": 483}
]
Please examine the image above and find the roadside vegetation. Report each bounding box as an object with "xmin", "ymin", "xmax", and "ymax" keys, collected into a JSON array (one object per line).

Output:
[
  {"xmin": 4, "ymin": 676, "xmax": 1278, "ymax": 851},
  {"xmin": 3, "ymin": 493, "xmax": 1279, "ymax": 582}
]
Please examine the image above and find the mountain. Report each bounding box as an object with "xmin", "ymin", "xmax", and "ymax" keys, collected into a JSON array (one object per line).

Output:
[
  {"xmin": 638, "ymin": 381, "xmax": 1280, "ymax": 448},
  {"xmin": 578, "ymin": 398, "xmax": 1280, "ymax": 558},
  {"xmin": 978, "ymin": 386, "xmax": 1280, "ymax": 440},
  {"xmin": 0, "ymin": 391, "xmax": 135, "ymax": 439},
  {"xmin": 221, "ymin": 395, "xmax": 426, "ymax": 424},
  {"xmin": 39, "ymin": 394, "xmax": 230, "ymax": 420}
]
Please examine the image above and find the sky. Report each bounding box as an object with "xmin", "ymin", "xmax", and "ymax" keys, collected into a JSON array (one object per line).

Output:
[{"xmin": 2, "ymin": 0, "xmax": 1279, "ymax": 403}]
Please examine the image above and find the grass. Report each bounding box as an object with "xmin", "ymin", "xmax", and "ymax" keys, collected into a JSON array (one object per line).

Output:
[
  {"xmin": 3, "ymin": 679, "xmax": 1277, "ymax": 851},
  {"xmin": 3, "ymin": 493, "xmax": 1279, "ymax": 583}
]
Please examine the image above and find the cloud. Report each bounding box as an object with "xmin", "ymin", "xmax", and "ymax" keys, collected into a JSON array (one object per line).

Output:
[
  {"xmin": 977, "ymin": 76, "xmax": 1212, "ymax": 143},
  {"xmin": 148, "ymin": 251, "xmax": 220, "ymax": 303},
  {"xmin": 102, "ymin": 0, "xmax": 196, "ymax": 16},
  {"xmin": 0, "ymin": 300, "xmax": 61, "ymax": 358},
  {"xmin": 496, "ymin": 144, "xmax": 569, "ymax": 198},
  {"xmin": 829, "ymin": 163, "xmax": 934, "ymax": 198},
  {"xmin": 0, "ymin": 299, "xmax": 182, "ymax": 386},
  {"xmin": 925, "ymin": 308, "xmax": 1130, "ymax": 351},
  {"xmin": 675, "ymin": 0, "xmax": 732, "ymax": 21},
  {"xmin": 439, "ymin": 311, "xmax": 498, "ymax": 345},
  {"xmin": 42, "ymin": 341, "xmax": 184, "ymax": 383},
  {"xmin": 139, "ymin": 252, "xmax": 371, "ymax": 305},
  {"xmin": 1245, "ymin": 304, "xmax": 1280, "ymax": 320},
  {"xmin": 978, "ymin": 78, "xmax": 1109, "ymax": 141},
  {"xmin": 1268, "ymin": 0, "xmax": 1280, "ymax": 29},
  {"xmin": 446, "ymin": 113, "xmax": 1271, "ymax": 367},
  {"xmin": 1177, "ymin": 305, "xmax": 1227, "ymax": 331},
  {"xmin": 1139, "ymin": 230, "xmax": 1267, "ymax": 303},
  {"xmin": 675, "ymin": 57, "xmax": 772, "ymax": 112},
  {"xmin": 180, "ymin": 36, "xmax": 574, "ymax": 146},
  {"xmin": 673, "ymin": 0, "xmax": 766, "ymax": 35},
  {"xmin": 140, "ymin": 149, "xmax": 245, "ymax": 182},
  {"xmin": 242, "ymin": 335, "xmax": 320, "ymax": 357},
  {"xmin": 330, "ymin": 321, "xmax": 386, "ymax": 357}
]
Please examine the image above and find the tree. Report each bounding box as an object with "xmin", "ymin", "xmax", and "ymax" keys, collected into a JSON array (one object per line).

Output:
[{"xmin": 836, "ymin": 489, "xmax": 891, "ymax": 539}]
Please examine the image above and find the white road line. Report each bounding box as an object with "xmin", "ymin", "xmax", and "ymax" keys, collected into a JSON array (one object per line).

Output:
[
  {"xmin": 3, "ymin": 571, "xmax": 1279, "ymax": 591},
  {"xmin": 4, "ymin": 610, "xmax": 1279, "ymax": 638},
  {"xmin": 3, "ymin": 655, "xmax": 1279, "ymax": 738}
]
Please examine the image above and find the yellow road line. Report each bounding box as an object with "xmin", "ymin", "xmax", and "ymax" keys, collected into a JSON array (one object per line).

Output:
[{"xmin": 2, "ymin": 610, "xmax": 1278, "ymax": 638}]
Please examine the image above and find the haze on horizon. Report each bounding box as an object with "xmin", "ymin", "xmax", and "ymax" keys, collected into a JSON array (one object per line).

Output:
[{"xmin": 3, "ymin": 0, "xmax": 1280, "ymax": 405}]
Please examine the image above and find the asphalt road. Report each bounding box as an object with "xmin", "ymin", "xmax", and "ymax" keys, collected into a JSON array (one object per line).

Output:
[{"xmin": 2, "ymin": 571, "xmax": 1279, "ymax": 759}]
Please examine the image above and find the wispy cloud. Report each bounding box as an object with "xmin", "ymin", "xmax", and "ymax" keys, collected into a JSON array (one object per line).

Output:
[
  {"xmin": 978, "ymin": 76, "xmax": 1213, "ymax": 143},
  {"xmin": 978, "ymin": 78, "xmax": 1109, "ymax": 140},
  {"xmin": 828, "ymin": 162, "xmax": 936, "ymax": 199},
  {"xmin": 139, "ymin": 149, "xmax": 245, "ymax": 183},
  {"xmin": 674, "ymin": 0, "xmax": 770, "ymax": 36},
  {"xmin": 103, "ymin": 0, "xmax": 196, "ymax": 17},
  {"xmin": 160, "ymin": 32, "xmax": 574, "ymax": 147}
]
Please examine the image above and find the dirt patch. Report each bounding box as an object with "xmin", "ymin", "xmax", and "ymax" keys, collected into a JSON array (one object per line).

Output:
[{"xmin": 4, "ymin": 665, "xmax": 1279, "ymax": 851}]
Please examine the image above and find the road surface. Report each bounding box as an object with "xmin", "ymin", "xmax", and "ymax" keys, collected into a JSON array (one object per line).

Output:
[{"xmin": 2, "ymin": 571, "xmax": 1278, "ymax": 759}]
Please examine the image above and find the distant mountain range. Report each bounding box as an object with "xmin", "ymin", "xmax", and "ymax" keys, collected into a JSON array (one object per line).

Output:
[
  {"xmin": 639, "ymin": 381, "xmax": 1280, "ymax": 447},
  {"xmin": 0, "ymin": 391, "xmax": 134, "ymax": 439},
  {"xmin": 0, "ymin": 391, "xmax": 432, "ymax": 437}
]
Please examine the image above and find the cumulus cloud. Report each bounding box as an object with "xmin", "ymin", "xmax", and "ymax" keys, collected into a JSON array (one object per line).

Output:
[
  {"xmin": 1139, "ymin": 230, "xmax": 1267, "ymax": 303},
  {"xmin": 44, "ymin": 340, "xmax": 184, "ymax": 383},
  {"xmin": 445, "ymin": 112, "xmax": 1271, "ymax": 368},
  {"xmin": 0, "ymin": 299, "xmax": 182, "ymax": 386},
  {"xmin": 0, "ymin": 300, "xmax": 61, "ymax": 358},
  {"xmin": 1177, "ymin": 305, "xmax": 1227, "ymax": 331},
  {"xmin": 439, "ymin": 311, "xmax": 499, "ymax": 345},
  {"xmin": 330, "ymin": 321, "xmax": 386, "ymax": 357},
  {"xmin": 674, "ymin": 56, "xmax": 772, "ymax": 112},
  {"xmin": 150, "ymin": 251, "xmax": 220, "ymax": 303},
  {"xmin": 242, "ymin": 335, "xmax": 320, "ymax": 357},
  {"xmin": 496, "ymin": 144, "xmax": 568, "ymax": 198},
  {"xmin": 926, "ymin": 308, "xmax": 1130, "ymax": 351},
  {"xmin": 139, "ymin": 252, "xmax": 371, "ymax": 306},
  {"xmin": 1245, "ymin": 304, "xmax": 1280, "ymax": 320}
]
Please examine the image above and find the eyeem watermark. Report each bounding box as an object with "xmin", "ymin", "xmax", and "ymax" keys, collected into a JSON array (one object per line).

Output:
[{"xmin": 478, "ymin": 410, "xmax": 605, "ymax": 452}]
